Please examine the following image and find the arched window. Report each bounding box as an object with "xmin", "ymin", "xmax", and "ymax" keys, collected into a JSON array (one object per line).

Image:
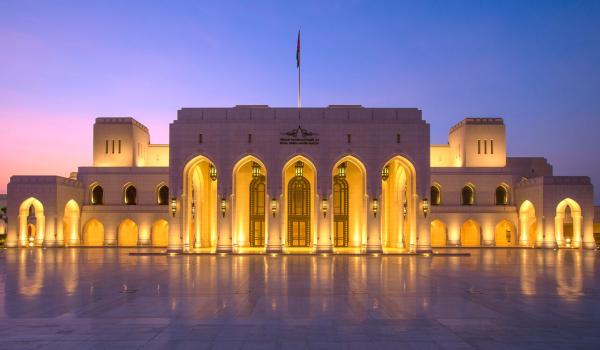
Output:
[
  {"xmin": 124, "ymin": 185, "xmax": 137, "ymax": 205},
  {"xmin": 430, "ymin": 185, "xmax": 441, "ymax": 206},
  {"xmin": 495, "ymin": 185, "xmax": 508, "ymax": 205},
  {"xmin": 91, "ymin": 185, "xmax": 103, "ymax": 205},
  {"xmin": 461, "ymin": 185, "xmax": 475, "ymax": 205},
  {"xmin": 157, "ymin": 185, "xmax": 169, "ymax": 205}
]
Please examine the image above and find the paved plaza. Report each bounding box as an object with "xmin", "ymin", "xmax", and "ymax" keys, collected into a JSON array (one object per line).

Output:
[{"xmin": 0, "ymin": 248, "xmax": 599, "ymax": 349}]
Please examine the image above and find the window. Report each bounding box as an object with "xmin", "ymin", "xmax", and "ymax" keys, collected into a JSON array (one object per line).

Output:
[
  {"xmin": 249, "ymin": 175, "xmax": 266, "ymax": 247},
  {"xmin": 430, "ymin": 185, "xmax": 441, "ymax": 206},
  {"xmin": 495, "ymin": 186, "xmax": 508, "ymax": 205},
  {"xmin": 484, "ymin": 140, "xmax": 487, "ymax": 154},
  {"xmin": 198, "ymin": 134, "xmax": 203, "ymax": 144},
  {"xmin": 287, "ymin": 171, "xmax": 311, "ymax": 247},
  {"xmin": 333, "ymin": 175, "xmax": 349, "ymax": 247},
  {"xmin": 478, "ymin": 140, "xmax": 481, "ymax": 154},
  {"xmin": 396, "ymin": 134, "xmax": 401, "ymax": 144},
  {"xmin": 124, "ymin": 185, "xmax": 137, "ymax": 205},
  {"xmin": 248, "ymin": 134, "xmax": 252, "ymax": 143},
  {"xmin": 91, "ymin": 185, "xmax": 103, "ymax": 205},
  {"xmin": 118, "ymin": 140, "xmax": 122, "ymax": 154},
  {"xmin": 105, "ymin": 140, "xmax": 109, "ymax": 154},
  {"xmin": 347, "ymin": 134, "xmax": 351, "ymax": 144},
  {"xmin": 112, "ymin": 140, "xmax": 115, "ymax": 154},
  {"xmin": 157, "ymin": 185, "xmax": 169, "ymax": 205},
  {"xmin": 461, "ymin": 185, "xmax": 475, "ymax": 205},
  {"xmin": 490, "ymin": 140, "xmax": 494, "ymax": 154}
]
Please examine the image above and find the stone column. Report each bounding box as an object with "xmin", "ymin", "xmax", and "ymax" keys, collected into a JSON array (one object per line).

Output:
[
  {"xmin": 416, "ymin": 212, "xmax": 432, "ymax": 253},
  {"xmin": 316, "ymin": 195, "xmax": 332, "ymax": 253},
  {"xmin": 216, "ymin": 195, "xmax": 233, "ymax": 253},
  {"xmin": 266, "ymin": 194, "xmax": 282, "ymax": 253},
  {"xmin": 366, "ymin": 194, "xmax": 382, "ymax": 254}
]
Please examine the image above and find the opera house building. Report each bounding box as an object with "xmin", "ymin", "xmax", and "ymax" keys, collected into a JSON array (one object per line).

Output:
[{"xmin": 4, "ymin": 105, "xmax": 599, "ymax": 253}]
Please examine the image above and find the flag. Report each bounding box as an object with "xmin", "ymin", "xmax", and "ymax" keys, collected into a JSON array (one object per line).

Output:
[{"xmin": 296, "ymin": 30, "xmax": 300, "ymax": 68}]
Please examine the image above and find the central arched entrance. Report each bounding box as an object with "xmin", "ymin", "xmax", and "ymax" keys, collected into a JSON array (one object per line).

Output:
[
  {"xmin": 183, "ymin": 155, "xmax": 218, "ymax": 250},
  {"xmin": 18, "ymin": 197, "xmax": 45, "ymax": 247},
  {"xmin": 519, "ymin": 200, "xmax": 537, "ymax": 247},
  {"xmin": 332, "ymin": 156, "xmax": 366, "ymax": 249},
  {"xmin": 283, "ymin": 156, "xmax": 316, "ymax": 249},
  {"xmin": 118, "ymin": 219, "xmax": 138, "ymax": 246},
  {"xmin": 555, "ymin": 198, "xmax": 582, "ymax": 247},
  {"xmin": 232, "ymin": 156, "xmax": 267, "ymax": 249},
  {"xmin": 381, "ymin": 155, "xmax": 417, "ymax": 250},
  {"xmin": 83, "ymin": 219, "xmax": 104, "ymax": 246}
]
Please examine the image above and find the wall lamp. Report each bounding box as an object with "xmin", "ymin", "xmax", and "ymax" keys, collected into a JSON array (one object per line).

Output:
[
  {"xmin": 321, "ymin": 199, "xmax": 329, "ymax": 218},
  {"xmin": 170, "ymin": 197, "xmax": 177, "ymax": 217},
  {"xmin": 422, "ymin": 198, "xmax": 429, "ymax": 218},
  {"xmin": 372, "ymin": 198, "xmax": 379, "ymax": 218},
  {"xmin": 220, "ymin": 198, "xmax": 227, "ymax": 218},
  {"xmin": 271, "ymin": 198, "xmax": 278, "ymax": 218},
  {"xmin": 209, "ymin": 164, "xmax": 218, "ymax": 181}
]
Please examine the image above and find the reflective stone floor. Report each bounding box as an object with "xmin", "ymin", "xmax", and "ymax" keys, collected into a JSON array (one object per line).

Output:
[{"xmin": 0, "ymin": 248, "xmax": 599, "ymax": 349}]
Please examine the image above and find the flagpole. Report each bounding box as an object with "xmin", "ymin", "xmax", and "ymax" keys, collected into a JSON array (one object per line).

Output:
[{"xmin": 298, "ymin": 64, "xmax": 301, "ymax": 109}]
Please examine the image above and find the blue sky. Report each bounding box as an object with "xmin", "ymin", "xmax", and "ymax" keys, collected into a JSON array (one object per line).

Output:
[{"xmin": 1, "ymin": 0, "xmax": 600, "ymax": 202}]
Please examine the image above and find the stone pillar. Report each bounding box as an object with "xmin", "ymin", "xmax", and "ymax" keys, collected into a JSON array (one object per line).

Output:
[
  {"xmin": 518, "ymin": 216, "xmax": 529, "ymax": 247},
  {"xmin": 366, "ymin": 194, "xmax": 382, "ymax": 254},
  {"xmin": 542, "ymin": 216, "xmax": 556, "ymax": 248},
  {"xmin": 316, "ymin": 195, "xmax": 332, "ymax": 253},
  {"xmin": 104, "ymin": 220, "xmax": 117, "ymax": 246},
  {"xmin": 481, "ymin": 221, "xmax": 495, "ymax": 247},
  {"xmin": 216, "ymin": 195, "xmax": 233, "ymax": 253},
  {"xmin": 582, "ymin": 213, "xmax": 595, "ymax": 249},
  {"xmin": 416, "ymin": 213, "xmax": 432, "ymax": 254},
  {"xmin": 554, "ymin": 215, "xmax": 564, "ymax": 247},
  {"xmin": 167, "ymin": 196, "xmax": 183, "ymax": 252},
  {"xmin": 572, "ymin": 214, "xmax": 582, "ymax": 248},
  {"xmin": 37, "ymin": 215, "xmax": 47, "ymax": 246},
  {"xmin": 266, "ymin": 194, "xmax": 282, "ymax": 253}
]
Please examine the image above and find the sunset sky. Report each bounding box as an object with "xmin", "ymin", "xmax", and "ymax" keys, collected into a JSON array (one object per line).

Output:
[{"xmin": 1, "ymin": 1, "xmax": 600, "ymax": 202}]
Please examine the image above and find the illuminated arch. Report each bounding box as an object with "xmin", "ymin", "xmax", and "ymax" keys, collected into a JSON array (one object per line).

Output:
[
  {"xmin": 430, "ymin": 219, "xmax": 447, "ymax": 247},
  {"xmin": 555, "ymin": 198, "xmax": 582, "ymax": 248},
  {"xmin": 83, "ymin": 219, "xmax": 104, "ymax": 246},
  {"xmin": 460, "ymin": 219, "xmax": 481, "ymax": 247},
  {"xmin": 18, "ymin": 197, "xmax": 45, "ymax": 247},
  {"xmin": 332, "ymin": 155, "xmax": 367, "ymax": 249},
  {"xmin": 495, "ymin": 219, "xmax": 516, "ymax": 246},
  {"xmin": 232, "ymin": 155, "xmax": 268, "ymax": 248},
  {"xmin": 381, "ymin": 155, "xmax": 417, "ymax": 250},
  {"xmin": 62, "ymin": 200, "xmax": 80, "ymax": 246},
  {"xmin": 182, "ymin": 155, "xmax": 218, "ymax": 250},
  {"xmin": 151, "ymin": 219, "xmax": 169, "ymax": 247},
  {"xmin": 118, "ymin": 219, "xmax": 138, "ymax": 246},
  {"xmin": 282, "ymin": 155, "xmax": 317, "ymax": 249},
  {"xmin": 519, "ymin": 200, "xmax": 537, "ymax": 247}
]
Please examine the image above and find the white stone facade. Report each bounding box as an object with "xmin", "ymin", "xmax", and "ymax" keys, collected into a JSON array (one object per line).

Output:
[{"xmin": 4, "ymin": 106, "xmax": 597, "ymax": 251}]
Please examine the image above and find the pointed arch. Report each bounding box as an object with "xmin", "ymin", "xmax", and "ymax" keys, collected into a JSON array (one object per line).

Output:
[
  {"xmin": 182, "ymin": 155, "xmax": 218, "ymax": 250},
  {"xmin": 431, "ymin": 219, "xmax": 447, "ymax": 247},
  {"xmin": 89, "ymin": 182, "xmax": 104, "ymax": 205},
  {"xmin": 519, "ymin": 200, "xmax": 537, "ymax": 247},
  {"xmin": 461, "ymin": 183, "xmax": 475, "ymax": 205},
  {"xmin": 460, "ymin": 219, "xmax": 481, "ymax": 247},
  {"xmin": 156, "ymin": 183, "xmax": 169, "ymax": 205},
  {"xmin": 83, "ymin": 219, "xmax": 104, "ymax": 246},
  {"xmin": 332, "ymin": 155, "xmax": 367, "ymax": 248},
  {"xmin": 118, "ymin": 219, "xmax": 138, "ymax": 246},
  {"xmin": 62, "ymin": 200, "xmax": 80, "ymax": 246},
  {"xmin": 555, "ymin": 198, "xmax": 583, "ymax": 247},
  {"xmin": 495, "ymin": 219, "xmax": 516, "ymax": 246},
  {"xmin": 283, "ymin": 155, "xmax": 317, "ymax": 249},
  {"xmin": 232, "ymin": 155, "xmax": 268, "ymax": 248},
  {"xmin": 151, "ymin": 219, "xmax": 169, "ymax": 247},
  {"xmin": 495, "ymin": 183, "xmax": 509, "ymax": 205},
  {"xmin": 18, "ymin": 197, "xmax": 45, "ymax": 247},
  {"xmin": 123, "ymin": 183, "xmax": 137, "ymax": 205},
  {"xmin": 381, "ymin": 155, "xmax": 417, "ymax": 249},
  {"xmin": 430, "ymin": 182, "xmax": 442, "ymax": 206}
]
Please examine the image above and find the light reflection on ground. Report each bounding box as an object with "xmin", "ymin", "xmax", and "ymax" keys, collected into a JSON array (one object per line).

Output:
[{"xmin": 0, "ymin": 248, "xmax": 598, "ymax": 349}]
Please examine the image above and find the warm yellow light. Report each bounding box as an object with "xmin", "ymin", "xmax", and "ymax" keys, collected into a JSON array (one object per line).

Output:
[
  {"xmin": 321, "ymin": 199, "xmax": 328, "ymax": 218},
  {"xmin": 422, "ymin": 198, "xmax": 429, "ymax": 218},
  {"xmin": 269, "ymin": 253, "xmax": 278, "ymax": 257},
  {"xmin": 209, "ymin": 164, "xmax": 218, "ymax": 181},
  {"xmin": 270, "ymin": 198, "xmax": 278, "ymax": 217},
  {"xmin": 371, "ymin": 198, "xmax": 379, "ymax": 218},
  {"xmin": 381, "ymin": 165, "xmax": 389, "ymax": 181},
  {"xmin": 251, "ymin": 162, "xmax": 261, "ymax": 178},
  {"xmin": 170, "ymin": 198, "xmax": 177, "ymax": 217},
  {"xmin": 337, "ymin": 162, "xmax": 347, "ymax": 178},
  {"xmin": 295, "ymin": 161, "xmax": 304, "ymax": 177},
  {"xmin": 220, "ymin": 198, "xmax": 227, "ymax": 218}
]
